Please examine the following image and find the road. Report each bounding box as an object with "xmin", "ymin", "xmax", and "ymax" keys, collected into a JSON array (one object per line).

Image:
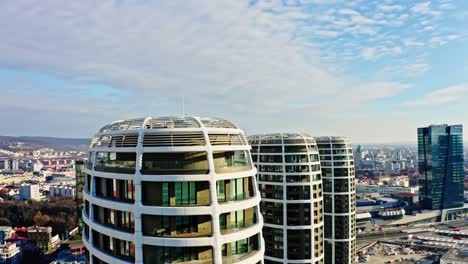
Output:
[{"xmin": 357, "ymin": 219, "xmax": 467, "ymax": 250}]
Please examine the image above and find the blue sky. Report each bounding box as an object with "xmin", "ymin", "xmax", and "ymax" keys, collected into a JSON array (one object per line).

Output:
[{"xmin": 0, "ymin": 0, "xmax": 467, "ymax": 143}]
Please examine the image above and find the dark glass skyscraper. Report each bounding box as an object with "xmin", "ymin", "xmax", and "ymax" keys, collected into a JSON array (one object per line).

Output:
[{"xmin": 418, "ymin": 124, "xmax": 464, "ymax": 211}]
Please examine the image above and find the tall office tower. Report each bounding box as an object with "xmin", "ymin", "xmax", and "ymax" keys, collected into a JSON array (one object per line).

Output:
[
  {"xmin": 249, "ymin": 133, "xmax": 324, "ymax": 264},
  {"xmin": 82, "ymin": 117, "xmax": 264, "ymax": 264},
  {"xmin": 315, "ymin": 137, "xmax": 356, "ymax": 264},
  {"xmin": 418, "ymin": 124, "xmax": 464, "ymax": 211}
]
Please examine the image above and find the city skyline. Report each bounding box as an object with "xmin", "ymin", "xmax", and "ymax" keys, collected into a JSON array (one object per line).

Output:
[{"xmin": 1, "ymin": 0, "xmax": 468, "ymax": 143}]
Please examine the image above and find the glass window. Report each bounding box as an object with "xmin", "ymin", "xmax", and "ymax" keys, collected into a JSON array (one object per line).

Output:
[
  {"xmin": 259, "ymin": 174, "xmax": 283, "ymax": 182},
  {"xmin": 285, "ymin": 165, "xmax": 309, "ymax": 173},
  {"xmin": 287, "ymin": 186, "xmax": 310, "ymax": 200},
  {"xmin": 95, "ymin": 152, "xmax": 136, "ymax": 174},
  {"xmin": 260, "ymin": 155, "xmax": 283, "ymax": 163},
  {"xmin": 261, "ymin": 201, "xmax": 283, "ymax": 225},
  {"xmin": 287, "ymin": 229, "xmax": 311, "ymax": 260},
  {"xmin": 221, "ymin": 234, "xmax": 259, "ymax": 258},
  {"xmin": 142, "ymin": 181, "xmax": 210, "ymax": 206},
  {"xmin": 95, "ymin": 177, "xmax": 135, "ymax": 202},
  {"xmin": 286, "ymin": 174, "xmax": 309, "ymax": 183},
  {"xmin": 219, "ymin": 207, "xmax": 257, "ymax": 234},
  {"xmin": 284, "ymin": 145, "xmax": 308, "ymax": 153},
  {"xmin": 92, "ymin": 231, "xmax": 134, "ymax": 261},
  {"xmin": 260, "ymin": 146, "xmax": 283, "ymax": 153},
  {"xmin": 263, "ymin": 227, "xmax": 283, "ymax": 258},
  {"xmin": 310, "ymin": 154, "xmax": 319, "ymax": 162},
  {"xmin": 285, "ymin": 155, "xmax": 308, "ymax": 163},
  {"xmin": 141, "ymin": 152, "xmax": 209, "ymax": 175},
  {"xmin": 213, "ymin": 150, "xmax": 252, "ymax": 173},
  {"xmin": 260, "ymin": 184, "xmax": 283, "ymax": 199},
  {"xmin": 142, "ymin": 215, "xmax": 212, "ymax": 238},
  {"xmin": 143, "ymin": 245, "xmax": 213, "ymax": 264},
  {"xmin": 287, "ymin": 203, "xmax": 311, "ymax": 225},
  {"xmin": 217, "ymin": 177, "xmax": 254, "ymax": 203}
]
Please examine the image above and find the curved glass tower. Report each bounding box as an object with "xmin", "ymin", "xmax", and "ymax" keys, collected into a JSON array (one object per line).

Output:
[
  {"xmin": 249, "ymin": 133, "xmax": 324, "ymax": 264},
  {"xmin": 82, "ymin": 117, "xmax": 264, "ymax": 264},
  {"xmin": 315, "ymin": 137, "xmax": 356, "ymax": 264}
]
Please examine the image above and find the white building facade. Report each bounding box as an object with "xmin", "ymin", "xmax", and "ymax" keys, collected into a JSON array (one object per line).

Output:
[
  {"xmin": 82, "ymin": 117, "xmax": 264, "ymax": 264},
  {"xmin": 249, "ymin": 133, "xmax": 324, "ymax": 264}
]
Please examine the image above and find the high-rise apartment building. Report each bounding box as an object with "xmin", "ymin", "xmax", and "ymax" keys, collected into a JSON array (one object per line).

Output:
[
  {"xmin": 75, "ymin": 160, "xmax": 86, "ymax": 227},
  {"xmin": 418, "ymin": 124, "xmax": 464, "ymax": 211},
  {"xmin": 82, "ymin": 117, "xmax": 264, "ymax": 264},
  {"xmin": 315, "ymin": 137, "xmax": 356, "ymax": 264},
  {"xmin": 11, "ymin": 160, "xmax": 19, "ymax": 171},
  {"xmin": 249, "ymin": 133, "xmax": 324, "ymax": 264}
]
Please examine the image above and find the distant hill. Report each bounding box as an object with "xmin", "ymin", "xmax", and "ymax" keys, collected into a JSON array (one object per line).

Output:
[{"xmin": 0, "ymin": 136, "xmax": 90, "ymax": 152}]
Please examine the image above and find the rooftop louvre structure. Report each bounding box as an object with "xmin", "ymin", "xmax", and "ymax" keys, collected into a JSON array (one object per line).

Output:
[
  {"xmin": 315, "ymin": 137, "xmax": 356, "ymax": 264},
  {"xmin": 82, "ymin": 116, "xmax": 264, "ymax": 264},
  {"xmin": 248, "ymin": 133, "xmax": 324, "ymax": 264}
]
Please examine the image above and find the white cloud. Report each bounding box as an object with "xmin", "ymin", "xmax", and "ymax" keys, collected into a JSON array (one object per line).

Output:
[
  {"xmin": 404, "ymin": 63, "xmax": 432, "ymax": 75},
  {"xmin": 338, "ymin": 9, "xmax": 361, "ymax": 16},
  {"xmin": 352, "ymin": 82, "xmax": 413, "ymax": 101},
  {"xmin": 404, "ymin": 84, "xmax": 468, "ymax": 106},
  {"xmin": 411, "ymin": 1, "xmax": 441, "ymax": 16},
  {"xmin": 439, "ymin": 3, "xmax": 455, "ymax": 10},
  {"xmin": 361, "ymin": 45, "xmax": 402, "ymax": 60},
  {"xmin": 430, "ymin": 34, "xmax": 460, "ymax": 46},
  {"xmin": 378, "ymin": 5, "xmax": 404, "ymax": 12},
  {"xmin": 0, "ymin": 0, "xmax": 338, "ymax": 113},
  {"xmin": 403, "ymin": 39, "xmax": 425, "ymax": 46}
]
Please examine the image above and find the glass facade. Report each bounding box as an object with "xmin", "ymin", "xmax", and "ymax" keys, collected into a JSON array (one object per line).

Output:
[
  {"xmin": 418, "ymin": 124, "xmax": 464, "ymax": 210},
  {"xmin": 142, "ymin": 215, "xmax": 212, "ymax": 237},
  {"xmin": 143, "ymin": 245, "xmax": 213, "ymax": 263},
  {"xmin": 142, "ymin": 181, "xmax": 210, "ymax": 206},
  {"xmin": 92, "ymin": 230, "xmax": 135, "ymax": 261},
  {"xmin": 95, "ymin": 152, "xmax": 136, "ymax": 174},
  {"xmin": 219, "ymin": 207, "xmax": 258, "ymax": 234},
  {"xmin": 221, "ymin": 234, "xmax": 259, "ymax": 261},
  {"xmin": 213, "ymin": 150, "xmax": 252, "ymax": 173},
  {"xmin": 217, "ymin": 177, "xmax": 254, "ymax": 203},
  {"xmin": 95, "ymin": 177, "xmax": 135, "ymax": 202},
  {"xmin": 141, "ymin": 152, "xmax": 209, "ymax": 175},
  {"xmin": 93, "ymin": 205, "xmax": 135, "ymax": 232}
]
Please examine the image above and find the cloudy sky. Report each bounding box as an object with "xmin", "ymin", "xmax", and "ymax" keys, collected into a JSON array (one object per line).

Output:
[{"xmin": 0, "ymin": 0, "xmax": 467, "ymax": 143}]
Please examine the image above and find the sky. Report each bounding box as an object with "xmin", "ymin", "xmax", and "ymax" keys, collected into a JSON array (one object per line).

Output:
[{"xmin": 0, "ymin": 0, "xmax": 467, "ymax": 143}]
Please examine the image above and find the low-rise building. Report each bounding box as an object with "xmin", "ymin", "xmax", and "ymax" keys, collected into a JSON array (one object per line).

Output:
[
  {"xmin": 27, "ymin": 226, "xmax": 53, "ymax": 253},
  {"xmin": 20, "ymin": 184, "xmax": 40, "ymax": 200},
  {"xmin": 356, "ymin": 184, "xmax": 418, "ymax": 196},
  {"xmin": 0, "ymin": 242, "xmax": 21, "ymax": 264},
  {"xmin": 49, "ymin": 186, "xmax": 76, "ymax": 199}
]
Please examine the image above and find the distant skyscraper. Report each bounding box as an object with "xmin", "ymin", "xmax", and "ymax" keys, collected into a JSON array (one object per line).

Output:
[
  {"xmin": 418, "ymin": 124, "xmax": 464, "ymax": 211},
  {"xmin": 75, "ymin": 160, "xmax": 85, "ymax": 228},
  {"xmin": 315, "ymin": 137, "xmax": 356, "ymax": 264},
  {"xmin": 3, "ymin": 160, "xmax": 10, "ymax": 171},
  {"xmin": 11, "ymin": 160, "xmax": 19, "ymax": 171},
  {"xmin": 249, "ymin": 133, "xmax": 324, "ymax": 264},
  {"xmin": 83, "ymin": 117, "xmax": 264, "ymax": 264}
]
